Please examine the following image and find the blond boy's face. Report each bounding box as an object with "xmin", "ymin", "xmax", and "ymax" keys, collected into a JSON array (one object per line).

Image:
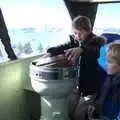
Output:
[
  {"xmin": 72, "ymin": 28, "xmax": 89, "ymax": 42},
  {"xmin": 106, "ymin": 52, "xmax": 120, "ymax": 74}
]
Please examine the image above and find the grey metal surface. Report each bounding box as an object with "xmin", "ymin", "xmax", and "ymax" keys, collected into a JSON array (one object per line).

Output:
[{"xmin": 30, "ymin": 55, "xmax": 76, "ymax": 80}]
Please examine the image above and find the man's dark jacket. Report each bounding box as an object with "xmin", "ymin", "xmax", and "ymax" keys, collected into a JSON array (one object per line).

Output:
[{"xmin": 47, "ymin": 32, "xmax": 107, "ymax": 95}]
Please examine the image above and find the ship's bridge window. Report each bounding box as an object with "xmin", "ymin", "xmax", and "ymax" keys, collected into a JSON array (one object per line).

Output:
[
  {"xmin": 93, "ymin": 3, "xmax": 120, "ymax": 70},
  {"xmin": 93, "ymin": 3, "xmax": 120, "ymax": 35},
  {"xmin": 0, "ymin": 0, "xmax": 71, "ymax": 62}
]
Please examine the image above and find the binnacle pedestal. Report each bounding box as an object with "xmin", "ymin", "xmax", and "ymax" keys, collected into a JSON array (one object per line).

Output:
[{"xmin": 29, "ymin": 55, "xmax": 77, "ymax": 120}]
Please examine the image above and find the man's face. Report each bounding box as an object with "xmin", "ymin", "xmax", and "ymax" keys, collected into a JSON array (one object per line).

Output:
[
  {"xmin": 72, "ymin": 28, "xmax": 89, "ymax": 42},
  {"xmin": 106, "ymin": 52, "xmax": 120, "ymax": 74}
]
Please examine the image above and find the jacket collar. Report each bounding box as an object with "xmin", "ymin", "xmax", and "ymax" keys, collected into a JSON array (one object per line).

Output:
[{"xmin": 80, "ymin": 32, "xmax": 95, "ymax": 47}]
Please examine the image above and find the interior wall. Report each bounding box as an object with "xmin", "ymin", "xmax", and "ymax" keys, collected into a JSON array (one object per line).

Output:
[
  {"xmin": 0, "ymin": 56, "xmax": 41, "ymax": 120},
  {"xmin": 64, "ymin": 1, "xmax": 98, "ymax": 28}
]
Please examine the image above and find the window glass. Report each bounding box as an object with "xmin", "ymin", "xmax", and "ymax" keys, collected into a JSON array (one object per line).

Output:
[
  {"xmin": 93, "ymin": 3, "xmax": 120, "ymax": 35},
  {"xmin": 0, "ymin": 0, "xmax": 71, "ymax": 63},
  {"xmin": 93, "ymin": 3, "xmax": 120, "ymax": 70}
]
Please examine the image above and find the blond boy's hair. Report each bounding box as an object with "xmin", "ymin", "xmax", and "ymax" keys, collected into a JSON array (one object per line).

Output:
[
  {"xmin": 72, "ymin": 15, "xmax": 92, "ymax": 32},
  {"xmin": 107, "ymin": 41, "xmax": 120, "ymax": 65}
]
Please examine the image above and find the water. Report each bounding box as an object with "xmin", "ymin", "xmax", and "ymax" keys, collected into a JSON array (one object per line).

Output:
[{"xmin": 8, "ymin": 28, "xmax": 70, "ymax": 52}]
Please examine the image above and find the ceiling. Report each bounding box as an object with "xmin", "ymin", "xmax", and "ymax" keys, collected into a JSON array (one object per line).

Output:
[{"xmin": 70, "ymin": 0, "xmax": 120, "ymax": 3}]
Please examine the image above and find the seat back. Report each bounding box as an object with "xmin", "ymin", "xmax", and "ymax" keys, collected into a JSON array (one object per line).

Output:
[{"xmin": 98, "ymin": 33, "xmax": 120, "ymax": 71}]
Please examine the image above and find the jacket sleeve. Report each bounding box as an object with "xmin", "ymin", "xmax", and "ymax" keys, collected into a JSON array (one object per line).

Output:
[
  {"xmin": 47, "ymin": 42, "xmax": 71, "ymax": 56},
  {"xmin": 81, "ymin": 43, "xmax": 101, "ymax": 59},
  {"xmin": 47, "ymin": 35, "xmax": 78, "ymax": 56}
]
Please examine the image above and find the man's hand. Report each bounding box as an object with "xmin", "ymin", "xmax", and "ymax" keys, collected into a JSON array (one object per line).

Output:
[{"xmin": 64, "ymin": 47, "xmax": 83, "ymax": 62}]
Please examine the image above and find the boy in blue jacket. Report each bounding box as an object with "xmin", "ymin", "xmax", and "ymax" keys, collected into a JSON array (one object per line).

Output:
[{"xmin": 87, "ymin": 41, "xmax": 120, "ymax": 120}]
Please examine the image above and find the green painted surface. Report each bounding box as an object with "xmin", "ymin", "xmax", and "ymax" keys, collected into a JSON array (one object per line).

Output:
[{"xmin": 0, "ymin": 56, "xmax": 42, "ymax": 120}]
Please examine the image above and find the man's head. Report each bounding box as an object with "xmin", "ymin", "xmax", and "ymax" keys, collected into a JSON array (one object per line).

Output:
[
  {"xmin": 72, "ymin": 15, "xmax": 92, "ymax": 42},
  {"xmin": 106, "ymin": 41, "xmax": 120, "ymax": 74}
]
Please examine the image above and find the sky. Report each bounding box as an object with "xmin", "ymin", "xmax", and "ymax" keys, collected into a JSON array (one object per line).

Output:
[
  {"xmin": 0, "ymin": 0, "xmax": 71, "ymax": 28},
  {"xmin": 0, "ymin": 0, "xmax": 62, "ymax": 7},
  {"xmin": 94, "ymin": 3, "xmax": 120, "ymax": 28},
  {"xmin": 0, "ymin": 1, "xmax": 120, "ymax": 29}
]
